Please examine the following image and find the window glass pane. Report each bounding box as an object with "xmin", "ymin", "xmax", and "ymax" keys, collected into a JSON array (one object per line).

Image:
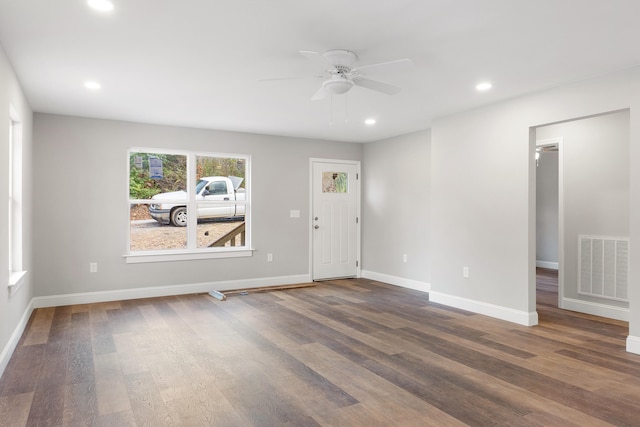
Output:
[
  {"xmin": 130, "ymin": 203, "xmax": 187, "ymax": 251},
  {"xmin": 129, "ymin": 152, "xmax": 187, "ymax": 199},
  {"xmin": 197, "ymin": 218, "xmax": 246, "ymax": 249},
  {"xmin": 322, "ymin": 172, "xmax": 348, "ymax": 193},
  {"xmin": 9, "ymin": 111, "xmax": 24, "ymax": 275},
  {"xmin": 196, "ymin": 155, "xmax": 246, "ymax": 188},
  {"xmin": 195, "ymin": 156, "xmax": 247, "ymax": 248}
]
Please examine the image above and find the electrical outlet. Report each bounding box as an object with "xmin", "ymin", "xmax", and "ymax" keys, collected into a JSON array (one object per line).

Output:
[
  {"xmin": 90, "ymin": 262, "xmax": 98, "ymax": 273},
  {"xmin": 402, "ymin": 254, "xmax": 408, "ymax": 263},
  {"xmin": 267, "ymin": 253, "xmax": 273, "ymax": 262},
  {"xmin": 463, "ymin": 266, "xmax": 469, "ymax": 278}
]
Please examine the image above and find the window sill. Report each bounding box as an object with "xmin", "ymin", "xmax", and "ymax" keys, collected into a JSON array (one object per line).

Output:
[
  {"xmin": 8, "ymin": 270, "xmax": 27, "ymax": 296},
  {"xmin": 124, "ymin": 248, "xmax": 254, "ymax": 264}
]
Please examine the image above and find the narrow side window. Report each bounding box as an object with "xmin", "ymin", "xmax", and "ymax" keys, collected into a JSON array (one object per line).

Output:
[{"xmin": 8, "ymin": 106, "xmax": 25, "ymax": 290}]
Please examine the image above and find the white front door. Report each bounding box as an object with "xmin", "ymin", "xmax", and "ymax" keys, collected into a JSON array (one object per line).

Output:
[{"xmin": 311, "ymin": 160, "xmax": 359, "ymax": 280}]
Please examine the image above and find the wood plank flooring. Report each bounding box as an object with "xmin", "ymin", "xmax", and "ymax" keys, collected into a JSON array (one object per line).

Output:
[{"xmin": 2, "ymin": 270, "xmax": 640, "ymax": 426}]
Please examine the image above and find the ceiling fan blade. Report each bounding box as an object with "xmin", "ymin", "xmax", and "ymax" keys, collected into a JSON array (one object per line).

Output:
[
  {"xmin": 310, "ymin": 85, "xmax": 328, "ymax": 101},
  {"xmin": 352, "ymin": 77, "xmax": 402, "ymax": 95},
  {"xmin": 352, "ymin": 59, "xmax": 413, "ymax": 76},
  {"xmin": 299, "ymin": 50, "xmax": 337, "ymax": 72}
]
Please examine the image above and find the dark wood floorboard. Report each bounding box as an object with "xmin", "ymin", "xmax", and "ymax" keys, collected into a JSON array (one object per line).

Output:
[{"xmin": 1, "ymin": 270, "xmax": 639, "ymax": 426}]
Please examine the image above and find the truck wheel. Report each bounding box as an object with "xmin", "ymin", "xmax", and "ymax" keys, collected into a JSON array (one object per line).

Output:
[{"xmin": 170, "ymin": 207, "xmax": 187, "ymax": 227}]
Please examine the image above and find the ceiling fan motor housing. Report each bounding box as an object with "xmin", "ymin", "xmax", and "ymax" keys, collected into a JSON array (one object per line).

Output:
[
  {"xmin": 322, "ymin": 49, "xmax": 357, "ymax": 71},
  {"xmin": 320, "ymin": 50, "xmax": 358, "ymax": 94}
]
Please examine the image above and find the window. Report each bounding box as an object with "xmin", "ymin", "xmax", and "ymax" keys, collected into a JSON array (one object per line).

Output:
[
  {"xmin": 126, "ymin": 149, "xmax": 251, "ymax": 263},
  {"xmin": 8, "ymin": 106, "xmax": 26, "ymax": 291}
]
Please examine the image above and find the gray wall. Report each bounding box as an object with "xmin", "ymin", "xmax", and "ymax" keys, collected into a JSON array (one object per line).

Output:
[
  {"xmin": 536, "ymin": 111, "xmax": 630, "ymax": 306},
  {"xmin": 536, "ymin": 151, "xmax": 559, "ymax": 265},
  {"xmin": 32, "ymin": 114, "xmax": 362, "ymax": 297},
  {"xmin": 430, "ymin": 68, "xmax": 640, "ymax": 331},
  {"xmin": 0, "ymin": 45, "xmax": 33, "ymax": 367},
  {"xmin": 362, "ymin": 130, "xmax": 430, "ymax": 283},
  {"xmin": 431, "ymin": 105, "xmax": 533, "ymax": 312}
]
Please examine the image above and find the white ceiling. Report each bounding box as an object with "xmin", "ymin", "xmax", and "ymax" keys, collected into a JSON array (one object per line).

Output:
[{"xmin": 1, "ymin": 0, "xmax": 640, "ymax": 143}]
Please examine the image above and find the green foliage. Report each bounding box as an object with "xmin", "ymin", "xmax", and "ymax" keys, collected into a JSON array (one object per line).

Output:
[
  {"xmin": 129, "ymin": 152, "xmax": 187, "ymax": 198},
  {"xmin": 334, "ymin": 173, "xmax": 347, "ymax": 193},
  {"xmin": 129, "ymin": 167, "xmax": 160, "ymax": 199},
  {"xmin": 153, "ymin": 154, "xmax": 187, "ymax": 192},
  {"xmin": 197, "ymin": 156, "xmax": 246, "ymax": 187}
]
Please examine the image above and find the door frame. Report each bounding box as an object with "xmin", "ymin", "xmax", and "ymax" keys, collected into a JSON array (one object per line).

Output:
[{"xmin": 309, "ymin": 158, "xmax": 361, "ymax": 281}]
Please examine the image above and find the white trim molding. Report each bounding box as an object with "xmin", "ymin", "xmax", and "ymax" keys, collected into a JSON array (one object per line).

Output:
[
  {"xmin": 33, "ymin": 274, "xmax": 310, "ymax": 308},
  {"xmin": 0, "ymin": 299, "xmax": 34, "ymax": 379},
  {"xmin": 361, "ymin": 270, "xmax": 430, "ymax": 293},
  {"xmin": 562, "ymin": 297, "xmax": 629, "ymax": 322},
  {"xmin": 627, "ymin": 335, "xmax": 640, "ymax": 355},
  {"xmin": 429, "ymin": 291, "xmax": 539, "ymax": 326},
  {"xmin": 536, "ymin": 261, "xmax": 559, "ymax": 270},
  {"xmin": 124, "ymin": 248, "xmax": 254, "ymax": 264},
  {"xmin": 8, "ymin": 270, "xmax": 28, "ymax": 297}
]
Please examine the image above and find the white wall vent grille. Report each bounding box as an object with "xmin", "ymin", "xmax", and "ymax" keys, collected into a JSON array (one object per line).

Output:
[{"xmin": 578, "ymin": 235, "xmax": 629, "ymax": 302}]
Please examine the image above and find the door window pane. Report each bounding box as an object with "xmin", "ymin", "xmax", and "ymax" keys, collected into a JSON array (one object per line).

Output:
[{"xmin": 322, "ymin": 172, "xmax": 348, "ymax": 193}]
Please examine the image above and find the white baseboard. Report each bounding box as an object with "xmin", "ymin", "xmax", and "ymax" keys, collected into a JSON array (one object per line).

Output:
[
  {"xmin": 627, "ymin": 335, "xmax": 640, "ymax": 355},
  {"xmin": 0, "ymin": 299, "xmax": 35, "ymax": 379},
  {"xmin": 536, "ymin": 260, "xmax": 559, "ymax": 270},
  {"xmin": 360, "ymin": 270, "xmax": 430, "ymax": 293},
  {"xmin": 33, "ymin": 274, "xmax": 311, "ymax": 309},
  {"xmin": 562, "ymin": 297, "xmax": 629, "ymax": 322},
  {"xmin": 429, "ymin": 291, "xmax": 539, "ymax": 326}
]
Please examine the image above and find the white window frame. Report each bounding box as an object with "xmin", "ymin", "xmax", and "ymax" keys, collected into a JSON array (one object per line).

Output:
[
  {"xmin": 8, "ymin": 105, "xmax": 26, "ymax": 293},
  {"xmin": 124, "ymin": 147, "xmax": 252, "ymax": 263}
]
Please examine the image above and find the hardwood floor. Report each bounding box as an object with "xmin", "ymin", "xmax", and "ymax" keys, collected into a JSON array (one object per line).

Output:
[{"xmin": 2, "ymin": 272, "xmax": 639, "ymax": 426}]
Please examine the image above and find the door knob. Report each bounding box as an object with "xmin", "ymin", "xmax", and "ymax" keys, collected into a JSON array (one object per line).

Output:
[
  {"xmin": 314, "ymin": 216, "xmax": 318, "ymax": 221},
  {"xmin": 314, "ymin": 225, "xmax": 319, "ymax": 229}
]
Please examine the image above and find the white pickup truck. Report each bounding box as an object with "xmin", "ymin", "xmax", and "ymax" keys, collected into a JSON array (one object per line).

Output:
[{"xmin": 149, "ymin": 176, "xmax": 245, "ymax": 226}]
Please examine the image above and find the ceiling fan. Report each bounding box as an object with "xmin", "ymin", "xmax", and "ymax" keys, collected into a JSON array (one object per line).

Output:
[{"xmin": 279, "ymin": 49, "xmax": 412, "ymax": 101}]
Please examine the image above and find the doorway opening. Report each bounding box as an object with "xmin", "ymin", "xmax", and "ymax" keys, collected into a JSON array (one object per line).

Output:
[
  {"xmin": 532, "ymin": 110, "xmax": 630, "ymax": 322},
  {"xmin": 535, "ymin": 137, "xmax": 563, "ymax": 309}
]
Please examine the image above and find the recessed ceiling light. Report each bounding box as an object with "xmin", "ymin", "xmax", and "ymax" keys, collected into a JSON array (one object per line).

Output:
[
  {"xmin": 476, "ymin": 82, "xmax": 492, "ymax": 91},
  {"xmin": 87, "ymin": 0, "xmax": 114, "ymax": 12},
  {"xmin": 364, "ymin": 118, "xmax": 376, "ymax": 125},
  {"xmin": 84, "ymin": 81, "xmax": 102, "ymax": 90}
]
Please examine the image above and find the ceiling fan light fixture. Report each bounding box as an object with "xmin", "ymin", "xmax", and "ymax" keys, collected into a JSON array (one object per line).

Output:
[{"xmin": 323, "ymin": 78, "xmax": 354, "ymax": 95}]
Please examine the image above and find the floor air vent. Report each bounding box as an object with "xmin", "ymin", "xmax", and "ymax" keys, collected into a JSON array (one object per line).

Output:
[{"xmin": 579, "ymin": 235, "xmax": 629, "ymax": 302}]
